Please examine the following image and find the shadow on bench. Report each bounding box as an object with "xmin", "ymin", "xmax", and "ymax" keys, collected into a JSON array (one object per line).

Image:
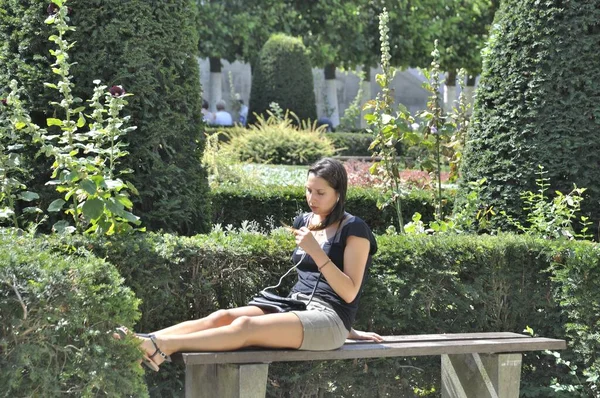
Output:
[{"xmin": 172, "ymin": 332, "xmax": 566, "ymax": 398}]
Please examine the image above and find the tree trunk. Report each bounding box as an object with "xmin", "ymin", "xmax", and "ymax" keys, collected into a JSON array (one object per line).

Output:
[
  {"xmin": 464, "ymin": 74, "xmax": 477, "ymax": 114},
  {"xmin": 209, "ymin": 57, "xmax": 222, "ymax": 112},
  {"xmin": 443, "ymin": 70, "xmax": 457, "ymax": 112},
  {"xmin": 323, "ymin": 63, "xmax": 340, "ymax": 126},
  {"xmin": 360, "ymin": 65, "xmax": 372, "ymax": 129}
]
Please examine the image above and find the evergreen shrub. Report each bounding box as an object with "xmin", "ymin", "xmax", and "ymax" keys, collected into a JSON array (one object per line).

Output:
[
  {"xmin": 210, "ymin": 185, "xmax": 455, "ymax": 234},
  {"xmin": 70, "ymin": 231, "xmax": 599, "ymax": 396},
  {"xmin": 0, "ymin": 0, "xmax": 211, "ymax": 235},
  {"xmin": 248, "ymin": 34, "xmax": 317, "ymax": 124},
  {"xmin": 0, "ymin": 229, "xmax": 146, "ymax": 397},
  {"xmin": 327, "ymin": 132, "xmax": 372, "ymax": 156},
  {"xmin": 459, "ymin": 0, "xmax": 600, "ymax": 230},
  {"xmin": 226, "ymin": 127, "xmax": 334, "ymax": 165}
]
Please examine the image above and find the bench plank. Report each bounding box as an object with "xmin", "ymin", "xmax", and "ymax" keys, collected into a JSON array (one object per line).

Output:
[
  {"xmin": 343, "ymin": 332, "xmax": 527, "ymax": 345},
  {"xmin": 174, "ymin": 334, "xmax": 565, "ymax": 366}
]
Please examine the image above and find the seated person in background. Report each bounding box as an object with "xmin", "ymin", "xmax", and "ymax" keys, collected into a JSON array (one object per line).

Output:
[
  {"xmin": 213, "ymin": 99, "xmax": 233, "ymax": 126},
  {"xmin": 238, "ymin": 99, "xmax": 249, "ymax": 126},
  {"xmin": 317, "ymin": 117, "xmax": 335, "ymax": 132},
  {"xmin": 201, "ymin": 100, "xmax": 214, "ymax": 124}
]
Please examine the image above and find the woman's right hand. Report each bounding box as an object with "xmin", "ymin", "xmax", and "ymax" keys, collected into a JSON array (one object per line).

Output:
[
  {"xmin": 293, "ymin": 227, "xmax": 323, "ymax": 258},
  {"xmin": 347, "ymin": 328, "xmax": 384, "ymax": 342}
]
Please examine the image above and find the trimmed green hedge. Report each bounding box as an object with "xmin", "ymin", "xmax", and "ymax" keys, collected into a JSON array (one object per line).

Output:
[
  {"xmin": 0, "ymin": 229, "xmax": 146, "ymax": 397},
  {"xmin": 248, "ymin": 34, "xmax": 317, "ymax": 124},
  {"xmin": 210, "ymin": 185, "xmax": 455, "ymax": 234},
  {"xmin": 64, "ymin": 231, "xmax": 599, "ymax": 397},
  {"xmin": 460, "ymin": 0, "xmax": 600, "ymax": 230},
  {"xmin": 1, "ymin": 0, "xmax": 211, "ymax": 235},
  {"xmin": 328, "ymin": 132, "xmax": 372, "ymax": 156}
]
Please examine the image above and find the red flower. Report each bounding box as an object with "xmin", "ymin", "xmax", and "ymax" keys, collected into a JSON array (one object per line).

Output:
[
  {"xmin": 47, "ymin": 3, "xmax": 59, "ymax": 15},
  {"xmin": 109, "ymin": 85, "xmax": 126, "ymax": 97}
]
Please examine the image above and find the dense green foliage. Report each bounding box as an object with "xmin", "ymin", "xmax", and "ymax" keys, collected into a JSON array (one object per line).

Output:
[
  {"xmin": 51, "ymin": 230, "xmax": 599, "ymax": 397},
  {"xmin": 0, "ymin": 229, "xmax": 146, "ymax": 397},
  {"xmin": 328, "ymin": 132, "xmax": 373, "ymax": 156},
  {"xmin": 248, "ymin": 34, "xmax": 317, "ymax": 124},
  {"xmin": 0, "ymin": 0, "xmax": 211, "ymax": 235},
  {"xmin": 460, "ymin": 0, "xmax": 600, "ymax": 231},
  {"xmin": 204, "ymin": 127, "xmax": 374, "ymax": 157},
  {"xmin": 210, "ymin": 185, "xmax": 455, "ymax": 234}
]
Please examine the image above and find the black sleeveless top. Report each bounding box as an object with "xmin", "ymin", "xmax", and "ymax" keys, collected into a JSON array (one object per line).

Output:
[{"xmin": 290, "ymin": 212, "xmax": 377, "ymax": 330}]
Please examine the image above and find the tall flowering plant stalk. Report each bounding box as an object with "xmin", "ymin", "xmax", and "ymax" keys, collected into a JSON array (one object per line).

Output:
[
  {"xmin": 0, "ymin": 82, "xmax": 42, "ymax": 228},
  {"xmin": 3, "ymin": 0, "xmax": 140, "ymax": 235},
  {"xmin": 418, "ymin": 44, "xmax": 472, "ymax": 221},
  {"xmin": 364, "ymin": 9, "xmax": 419, "ymax": 234},
  {"xmin": 419, "ymin": 41, "xmax": 445, "ymax": 220}
]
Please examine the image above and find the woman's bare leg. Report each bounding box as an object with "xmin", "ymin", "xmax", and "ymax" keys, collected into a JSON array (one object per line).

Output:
[
  {"xmin": 141, "ymin": 312, "xmax": 303, "ymax": 366},
  {"xmin": 149, "ymin": 306, "xmax": 266, "ymax": 337}
]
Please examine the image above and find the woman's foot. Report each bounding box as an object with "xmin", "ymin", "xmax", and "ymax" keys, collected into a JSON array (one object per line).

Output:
[
  {"xmin": 140, "ymin": 334, "xmax": 171, "ymax": 368},
  {"xmin": 113, "ymin": 327, "xmax": 162, "ymax": 372}
]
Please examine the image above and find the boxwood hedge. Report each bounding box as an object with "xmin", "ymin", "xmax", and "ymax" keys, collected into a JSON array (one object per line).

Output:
[
  {"xmin": 42, "ymin": 230, "xmax": 600, "ymax": 397},
  {"xmin": 0, "ymin": 229, "xmax": 146, "ymax": 397}
]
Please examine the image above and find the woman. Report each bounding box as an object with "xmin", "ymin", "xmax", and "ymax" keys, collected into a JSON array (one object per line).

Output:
[{"xmin": 124, "ymin": 158, "xmax": 380, "ymax": 371}]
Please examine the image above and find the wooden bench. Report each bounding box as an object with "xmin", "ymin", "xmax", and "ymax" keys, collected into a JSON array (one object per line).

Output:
[{"xmin": 172, "ymin": 332, "xmax": 566, "ymax": 398}]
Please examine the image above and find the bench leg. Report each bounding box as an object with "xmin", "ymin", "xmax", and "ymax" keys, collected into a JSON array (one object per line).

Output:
[
  {"xmin": 185, "ymin": 363, "xmax": 269, "ymax": 398},
  {"xmin": 441, "ymin": 353, "xmax": 522, "ymax": 398}
]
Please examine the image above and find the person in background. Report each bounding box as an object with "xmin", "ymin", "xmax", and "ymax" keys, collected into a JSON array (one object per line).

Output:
[
  {"xmin": 213, "ymin": 99, "xmax": 233, "ymax": 126},
  {"xmin": 238, "ymin": 99, "xmax": 249, "ymax": 126},
  {"xmin": 201, "ymin": 100, "xmax": 214, "ymax": 124},
  {"xmin": 317, "ymin": 117, "xmax": 335, "ymax": 132}
]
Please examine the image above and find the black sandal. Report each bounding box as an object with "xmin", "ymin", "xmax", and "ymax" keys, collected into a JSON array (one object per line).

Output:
[
  {"xmin": 114, "ymin": 328, "xmax": 160, "ymax": 372},
  {"xmin": 148, "ymin": 334, "xmax": 172, "ymax": 363}
]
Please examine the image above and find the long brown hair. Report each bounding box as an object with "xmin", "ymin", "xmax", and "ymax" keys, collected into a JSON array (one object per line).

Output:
[{"xmin": 307, "ymin": 158, "xmax": 347, "ymax": 230}]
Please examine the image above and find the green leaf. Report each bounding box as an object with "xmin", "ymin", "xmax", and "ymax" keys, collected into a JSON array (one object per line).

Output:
[
  {"xmin": 77, "ymin": 113, "xmax": 86, "ymax": 128},
  {"xmin": 122, "ymin": 211, "xmax": 141, "ymax": 224},
  {"xmin": 44, "ymin": 82, "xmax": 58, "ymax": 89},
  {"xmin": 82, "ymin": 198, "xmax": 104, "ymax": 221},
  {"xmin": 80, "ymin": 179, "xmax": 97, "ymax": 195},
  {"xmin": 48, "ymin": 199, "xmax": 66, "ymax": 212},
  {"xmin": 0, "ymin": 207, "xmax": 15, "ymax": 219},
  {"xmin": 116, "ymin": 195, "xmax": 133, "ymax": 209},
  {"xmin": 22, "ymin": 207, "xmax": 43, "ymax": 214},
  {"xmin": 18, "ymin": 191, "xmax": 40, "ymax": 202},
  {"xmin": 126, "ymin": 181, "xmax": 139, "ymax": 196},
  {"xmin": 47, "ymin": 118, "xmax": 63, "ymax": 127},
  {"xmin": 53, "ymin": 220, "xmax": 75, "ymax": 234},
  {"xmin": 14, "ymin": 122, "xmax": 26, "ymax": 130}
]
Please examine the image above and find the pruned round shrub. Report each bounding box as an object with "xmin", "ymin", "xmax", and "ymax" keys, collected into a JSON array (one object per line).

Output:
[
  {"xmin": 248, "ymin": 34, "xmax": 317, "ymax": 124},
  {"xmin": 224, "ymin": 117, "xmax": 335, "ymax": 165},
  {"xmin": 459, "ymin": 0, "xmax": 600, "ymax": 229},
  {"xmin": 0, "ymin": 229, "xmax": 146, "ymax": 397}
]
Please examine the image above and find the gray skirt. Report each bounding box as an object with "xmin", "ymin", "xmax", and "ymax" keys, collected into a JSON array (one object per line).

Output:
[{"xmin": 289, "ymin": 293, "xmax": 349, "ymax": 351}]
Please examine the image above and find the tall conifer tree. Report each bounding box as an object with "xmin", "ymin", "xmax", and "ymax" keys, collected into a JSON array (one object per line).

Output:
[
  {"xmin": 0, "ymin": 0, "xmax": 210, "ymax": 234},
  {"xmin": 460, "ymin": 0, "xmax": 600, "ymax": 228}
]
